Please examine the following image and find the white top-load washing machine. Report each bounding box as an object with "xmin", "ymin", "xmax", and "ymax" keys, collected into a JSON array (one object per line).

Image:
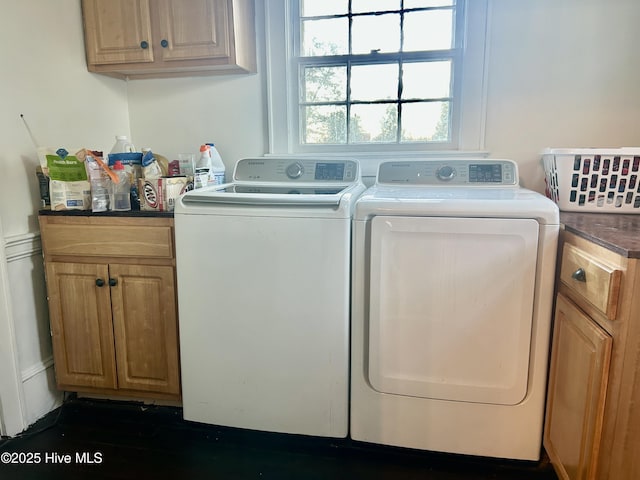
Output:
[
  {"xmin": 175, "ymin": 157, "xmax": 365, "ymax": 438},
  {"xmin": 351, "ymin": 159, "xmax": 559, "ymax": 460}
]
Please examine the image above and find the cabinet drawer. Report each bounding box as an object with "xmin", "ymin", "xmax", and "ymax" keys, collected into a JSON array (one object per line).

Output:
[
  {"xmin": 560, "ymin": 243, "xmax": 622, "ymax": 320},
  {"xmin": 40, "ymin": 221, "xmax": 174, "ymax": 259}
]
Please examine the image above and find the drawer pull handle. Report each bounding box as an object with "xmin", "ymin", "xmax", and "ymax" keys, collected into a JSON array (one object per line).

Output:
[
  {"xmin": 572, "ymin": 268, "xmax": 587, "ymax": 282},
  {"xmin": 95, "ymin": 278, "xmax": 105, "ymax": 287},
  {"xmin": 109, "ymin": 278, "xmax": 118, "ymax": 287}
]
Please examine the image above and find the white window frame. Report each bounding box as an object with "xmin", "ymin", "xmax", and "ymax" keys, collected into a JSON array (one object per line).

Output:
[{"xmin": 264, "ymin": 0, "xmax": 490, "ymax": 175}]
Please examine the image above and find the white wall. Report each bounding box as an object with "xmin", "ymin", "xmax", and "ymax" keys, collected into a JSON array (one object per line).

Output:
[
  {"xmin": 1, "ymin": 0, "xmax": 639, "ymax": 435},
  {"xmin": 127, "ymin": 73, "xmax": 267, "ymax": 170},
  {"xmin": 0, "ymin": 0, "xmax": 130, "ymax": 434},
  {"xmin": 484, "ymin": 0, "xmax": 640, "ymax": 191}
]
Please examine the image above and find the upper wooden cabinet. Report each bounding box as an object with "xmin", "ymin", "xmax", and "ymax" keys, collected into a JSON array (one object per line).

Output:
[{"xmin": 81, "ymin": 0, "xmax": 256, "ymax": 79}]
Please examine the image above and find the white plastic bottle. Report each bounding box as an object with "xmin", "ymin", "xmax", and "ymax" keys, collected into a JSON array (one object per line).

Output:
[
  {"xmin": 110, "ymin": 135, "xmax": 135, "ymax": 154},
  {"xmin": 206, "ymin": 143, "xmax": 226, "ymax": 185},
  {"xmin": 194, "ymin": 145, "xmax": 211, "ymax": 189},
  {"xmin": 110, "ymin": 161, "xmax": 132, "ymax": 211}
]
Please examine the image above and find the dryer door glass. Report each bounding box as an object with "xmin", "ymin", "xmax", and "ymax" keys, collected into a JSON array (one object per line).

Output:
[{"xmin": 368, "ymin": 216, "xmax": 539, "ymax": 406}]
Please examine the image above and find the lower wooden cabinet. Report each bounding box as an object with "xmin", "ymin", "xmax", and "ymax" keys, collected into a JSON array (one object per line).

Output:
[
  {"xmin": 110, "ymin": 264, "xmax": 179, "ymax": 394},
  {"xmin": 544, "ymin": 294, "xmax": 612, "ymax": 480},
  {"xmin": 40, "ymin": 215, "xmax": 181, "ymax": 401},
  {"xmin": 544, "ymin": 230, "xmax": 640, "ymax": 480}
]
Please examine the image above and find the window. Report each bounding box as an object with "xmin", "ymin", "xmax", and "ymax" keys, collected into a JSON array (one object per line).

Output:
[
  {"xmin": 297, "ymin": 0, "xmax": 457, "ymax": 146},
  {"xmin": 265, "ymin": 0, "xmax": 488, "ymax": 157}
]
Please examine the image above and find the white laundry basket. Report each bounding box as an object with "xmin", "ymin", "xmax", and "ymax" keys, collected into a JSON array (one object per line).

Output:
[{"xmin": 542, "ymin": 148, "xmax": 640, "ymax": 213}]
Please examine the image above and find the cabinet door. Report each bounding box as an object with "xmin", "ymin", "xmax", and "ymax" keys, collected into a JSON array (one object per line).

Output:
[
  {"xmin": 82, "ymin": 0, "xmax": 154, "ymax": 64},
  {"xmin": 109, "ymin": 264, "xmax": 180, "ymax": 395},
  {"xmin": 544, "ymin": 294, "xmax": 612, "ymax": 480},
  {"xmin": 46, "ymin": 262, "xmax": 117, "ymax": 389},
  {"xmin": 156, "ymin": 0, "xmax": 231, "ymax": 61}
]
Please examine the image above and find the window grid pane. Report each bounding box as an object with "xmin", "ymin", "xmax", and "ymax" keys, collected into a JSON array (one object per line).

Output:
[
  {"xmin": 351, "ymin": 64, "xmax": 399, "ymax": 102},
  {"xmin": 298, "ymin": 0, "xmax": 458, "ymax": 146},
  {"xmin": 351, "ymin": 14, "xmax": 401, "ymax": 54},
  {"xmin": 302, "ymin": 105, "xmax": 347, "ymax": 144}
]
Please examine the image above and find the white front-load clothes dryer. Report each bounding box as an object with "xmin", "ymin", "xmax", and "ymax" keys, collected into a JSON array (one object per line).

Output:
[{"xmin": 350, "ymin": 159, "xmax": 559, "ymax": 460}]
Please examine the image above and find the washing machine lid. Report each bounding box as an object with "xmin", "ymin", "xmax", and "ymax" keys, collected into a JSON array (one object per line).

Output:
[{"xmin": 181, "ymin": 182, "xmax": 357, "ymax": 207}]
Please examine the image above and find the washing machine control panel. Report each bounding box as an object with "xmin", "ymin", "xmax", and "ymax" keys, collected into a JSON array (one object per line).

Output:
[
  {"xmin": 378, "ymin": 160, "xmax": 518, "ymax": 186},
  {"xmin": 234, "ymin": 158, "xmax": 360, "ymax": 183}
]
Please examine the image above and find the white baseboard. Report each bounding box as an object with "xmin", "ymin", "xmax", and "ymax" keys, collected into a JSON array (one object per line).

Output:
[
  {"xmin": 21, "ymin": 356, "xmax": 54, "ymax": 383},
  {"xmin": 21, "ymin": 363, "xmax": 62, "ymax": 428}
]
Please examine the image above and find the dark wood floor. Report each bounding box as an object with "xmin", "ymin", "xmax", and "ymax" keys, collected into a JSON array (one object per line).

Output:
[{"xmin": 0, "ymin": 397, "xmax": 558, "ymax": 480}]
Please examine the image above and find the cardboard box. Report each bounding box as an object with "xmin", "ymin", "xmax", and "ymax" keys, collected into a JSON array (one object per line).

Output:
[{"xmin": 138, "ymin": 177, "xmax": 190, "ymax": 212}]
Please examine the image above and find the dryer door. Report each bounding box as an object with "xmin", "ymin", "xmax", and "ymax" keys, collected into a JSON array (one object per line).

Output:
[{"xmin": 368, "ymin": 216, "xmax": 539, "ymax": 405}]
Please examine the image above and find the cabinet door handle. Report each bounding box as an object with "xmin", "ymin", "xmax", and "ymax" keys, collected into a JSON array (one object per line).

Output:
[
  {"xmin": 95, "ymin": 278, "xmax": 105, "ymax": 287},
  {"xmin": 571, "ymin": 267, "xmax": 587, "ymax": 282},
  {"xmin": 160, "ymin": 39, "xmax": 169, "ymax": 48},
  {"xmin": 109, "ymin": 278, "xmax": 118, "ymax": 287},
  {"xmin": 140, "ymin": 40, "xmax": 149, "ymax": 49}
]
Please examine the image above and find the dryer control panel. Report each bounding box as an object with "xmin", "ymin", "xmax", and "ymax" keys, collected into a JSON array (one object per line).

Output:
[{"xmin": 377, "ymin": 160, "xmax": 518, "ymax": 186}]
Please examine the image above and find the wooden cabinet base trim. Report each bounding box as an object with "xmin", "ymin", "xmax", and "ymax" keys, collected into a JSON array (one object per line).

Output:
[{"xmin": 60, "ymin": 386, "xmax": 181, "ymax": 403}]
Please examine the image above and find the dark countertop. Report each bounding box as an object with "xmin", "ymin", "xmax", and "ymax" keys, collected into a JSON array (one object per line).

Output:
[
  {"xmin": 561, "ymin": 212, "xmax": 640, "ymax": 258},
  {"xmin": 39, "ymin": 209, "xmax": 173, "ymax": 218}
]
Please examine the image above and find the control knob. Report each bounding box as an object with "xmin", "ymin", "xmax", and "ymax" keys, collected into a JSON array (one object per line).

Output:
[
  {"xmin": 436, "ymin": 165, "xmax": 455, "ymax": 181},
  {"xmin": 286, "ymin": 162, "xmax": 304, "ymax": 179}
]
